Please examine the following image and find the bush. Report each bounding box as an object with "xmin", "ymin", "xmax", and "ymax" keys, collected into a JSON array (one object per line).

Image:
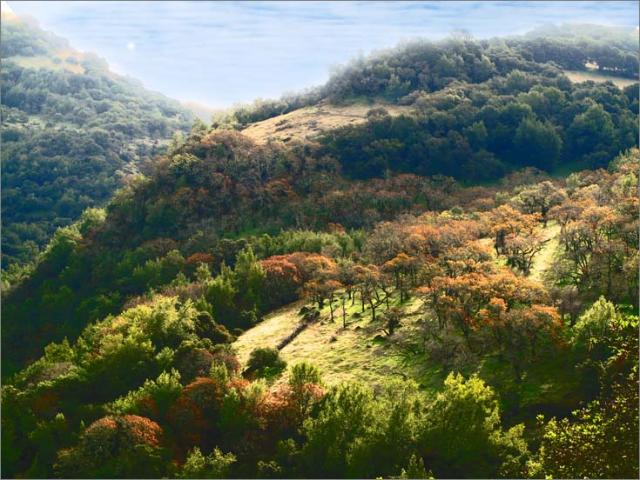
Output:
[
  {"xmin": 54, "ymin": 415, "xmax": 167, "ymax": 478},
  {"xmin": 179, "ymin": 446, "xmax": 236, "ymax": 479},
  {"xmin": 247, "ymin": 347, "xmax": 287, "ymax": 379}
]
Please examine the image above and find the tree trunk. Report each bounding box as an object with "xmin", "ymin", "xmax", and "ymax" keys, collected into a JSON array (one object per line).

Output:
[
  {"xmin": 342, "ymin": 297, "xmax": 347, "ymax": 328},
  {"xmin": 369, "ymin": 298, "xmax": 377, "ymax": 321}
]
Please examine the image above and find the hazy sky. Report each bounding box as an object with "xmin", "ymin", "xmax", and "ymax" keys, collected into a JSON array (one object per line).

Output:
[{"xmin": 6, "ymin": 1, "xmax": 639, "ymax": 108}]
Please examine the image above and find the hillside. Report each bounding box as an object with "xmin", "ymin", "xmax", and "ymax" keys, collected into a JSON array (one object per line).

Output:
[
  {"xmin": 3, "ymin": 21, "xmax": 638, "ymax": 381},
  {"xmin": 3, "ymin": 147, "xmax": 638, "ymax": 478},
  {"xmin": 0, "ymin": 11, "xmax": 194, "ymax": 267},
  {"xmin": 233, "ymin": 221, "xmax": 564, "ymax": 388},
  {"xmin": 241, "ymin": 102, "xmax": 412, "ymax": 144},
  {"xmin": 1, "ymin": 22, "xmax": 639, "ymax": 479}
]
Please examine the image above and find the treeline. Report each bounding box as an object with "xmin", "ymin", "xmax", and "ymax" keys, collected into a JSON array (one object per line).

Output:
[
  {"xmin": 0, "ymin": 17, "xmax": 193, "ymax": 267},
  {"xmin": 521, "ymin": 23, "xmax": 638, "ymax": 77},
  {"xmin": 219, "ymin": 25, "xmax": 638, "ymax": 127},
  {"xmin": 321, "ymin": 71, "xmax": 637, "ymax": 181},
  {"xmin": 0, "ymin": 15, "xmax": 67, "ymax": 57}
]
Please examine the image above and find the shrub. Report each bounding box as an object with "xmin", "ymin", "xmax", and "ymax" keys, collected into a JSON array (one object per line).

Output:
[
  {"xmin": 55, "ymin": 415, "xmax": 166, "ymax": 478},
  {"xmin": 247, "ymin": 347, "xmax": 287, "ymax": 379},
  {"xmin": 179, "ymin": 447, "xmax": 236, "ymax": 479}
]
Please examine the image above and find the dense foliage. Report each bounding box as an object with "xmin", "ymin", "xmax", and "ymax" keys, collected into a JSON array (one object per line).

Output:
[
  {"xmin": 322, "ymin": 77, "xmax": 636, "ymax": 180},
  {"xmin": 1, "ymin": 16, "xmax": 193, "ymax": 266},
  {"xmin": 219, "ymin": 24, "xmax": 637, "ymax": 127},
  {"xmin": 3, "ymin": 145, "xmax": 637, "ymax": 477},
  {"xmin": 2, "ymin": 20, "xmax": 638, "ymax": 479}
]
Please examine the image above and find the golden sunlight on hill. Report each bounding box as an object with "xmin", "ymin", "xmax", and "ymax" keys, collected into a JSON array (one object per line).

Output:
[{"xmin": 241, "ymin": 102, "xmax": 413, "ymax": 144}]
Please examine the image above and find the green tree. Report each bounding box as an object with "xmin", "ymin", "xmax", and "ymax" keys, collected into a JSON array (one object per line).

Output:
[
  {"xmin": 301, "ymin": 383, "xmax": 376, "ymax": 477},
  {"xmin": 567, "ymin": 103, "xmax": 615, "ymax": 166},
  {"xmin": 234, "ymin": 246, "xmax": 266, "ymax": 311},
  {"xmin": 513, "ymin": 117, "xmax": 562, "ymax": 170},
  {"xmin": 419, "ymin": 373, "xmax": 529, "ymax": 478},
  {"xmin": 246, "ymin": 347, "xmax": 287, "ymax": 379},
  {"xmin": 179, "ymin": 447, "xmax": 236, "ymax": 479},
  {"xmin": 536, "ymin": 374, "xmax": 639, "ymax": 479}
]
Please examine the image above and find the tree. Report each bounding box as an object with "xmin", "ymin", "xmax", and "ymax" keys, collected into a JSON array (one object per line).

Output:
[
  {"xmin": 246, "ymin": 347, "xmax": 287, "ymax": 379},
  {"xmin": 354, "ymin": 265, "xmax": 383, "ymax": 321},
  {"xmin": 567, "ymin": 103, "xmax": 615, "ymax": 166},
  {"xmin": 260, "ymin": 256, "xmax": 302, "ymax": 309},
  {"xmin": 287, "ymin": 363, "xmax": 324, "ymax": 423},
  {"xmin": 556, "ymin": 204, "xmax": 630, "ymax": 300},
  {"xmin": 419, "ymin": 373, "xmax": 529, "ymax": 478},
  {"xmin": 513, "ymin": 117, "xmax": 562, "ymax": 170},
  {"xmin": 550, "ymin": 285, "xmax": 582, "ymax": 326},
  {"xmin": 54, "ymin": 415, "xmax": 168, "ymax": 478},
  {"xmin": 383, "ymin": 307, "xmax": 403, "ymax": 336},
  {"xmin": 234, "ymin": 246, "xmax": 266, "ymax": 311},
  {"xmin": 348, "ymin": 381, "xmax": 424, "ymax": 478},
  {"xmin": 422, "ymin": 272, "xmax": 491, "ymax": 342},
  {"xmin": 399, "ymin": 454, "xmax": 432, "ymax": 479},
  {"xmin": 537, "ymin": 375, "xmax": 638, "ymax": 479},
  {"xmin": 301, "ymin": 383, "xmax": 376, "ymax": 478},
  {"xmin": 480, "ymin": 300, "xmax": 561, "ymax": 381},
  {"xmin": 424, "ymin": 270, "xmax": 550, "ymax": 352},
  {"xmin": 511, "ymin": 181, "xmax": 567, "ymax": 227},
  {"xmin": 383, "ymin": 253, "xmax": 419, "ymax": 302},
  {"xmin": 179, "ymin": 447, "xmax": 236, "ymax": 479},
  {"xmin": 572, "ymin": 296, "xmax": 623, "ymax": 358},
  {"xmin": 502, "ymin": 230, "xmax": 548, "ymax": 275},
  {"xmin": 167, "ymin": 377, "xmax": 226, "ymax": 448}
]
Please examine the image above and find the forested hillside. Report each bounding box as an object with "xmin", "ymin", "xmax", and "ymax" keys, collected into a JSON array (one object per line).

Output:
[
  {"xmin": 0, "ymin": 12, "xmax": 193, "ymax": 267},
  {"xmin": 3, "ymin": 142, "xmax": 638, "ymax": 478},
  {"xmin": 1, "ymin": 21, "xmax": 638, "ymax": 479},
  {"xmin": 220, "ymin": 24, "xmax": 638, "ymax": 126}
]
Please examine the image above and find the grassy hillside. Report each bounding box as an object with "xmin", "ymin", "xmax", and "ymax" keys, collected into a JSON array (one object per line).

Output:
[
  {"xmin": 241, "ymin": 102, "xmax": 412, "ymax": 144},
  {"xmin": 233, "ymin": 220, "xmax": 575, "ymax": 408},
  {"xmin": 3, "ymin": 149, "xmax": 637, "ymax": 477}
]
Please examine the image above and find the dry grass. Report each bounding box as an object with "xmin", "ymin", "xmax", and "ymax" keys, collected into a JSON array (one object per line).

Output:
[
  {"xmin": 233, "ymin": 300, "xmax": 307, "ymax": 365},
  {"xmin": 233, "ymin": 222, "xmax": 564, "ymax": 389},
  {"xmin": 240, "ymin": 102, "xmax": 413, "ymax": 144},
  {"xmin": 233, "ymin": 292, "xmax": 438, "ymax": 387},
  {"xmin": 529, "ymin": 223, "xmax": 561, "ymax": 283},
  {"xmin": 564, "ymin": 70, "xmax": 636, "ymax": 88}
]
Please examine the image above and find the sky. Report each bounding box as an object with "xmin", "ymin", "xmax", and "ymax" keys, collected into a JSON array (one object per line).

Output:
[{"xmin": 5, "ymin": 1, "xmax": 639, "ymax": 108}]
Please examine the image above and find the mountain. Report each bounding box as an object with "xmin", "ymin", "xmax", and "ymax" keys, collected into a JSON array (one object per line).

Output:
[
  {"xmin": 0, "ymin": 11, "xmax": 194, "ymax": 267},
  {"xmin": 1, "ymin": 20, "xmax": 638, "ymax": 479}
]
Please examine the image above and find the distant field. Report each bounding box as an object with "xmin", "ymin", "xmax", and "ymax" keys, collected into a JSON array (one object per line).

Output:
[
  {"xmin": 241, "ymin": 102, "xmax": 413, "ymax": 144},
  {"xmin": 564, "ymin": 69, "xmax": 637, "ymax": 88}
]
